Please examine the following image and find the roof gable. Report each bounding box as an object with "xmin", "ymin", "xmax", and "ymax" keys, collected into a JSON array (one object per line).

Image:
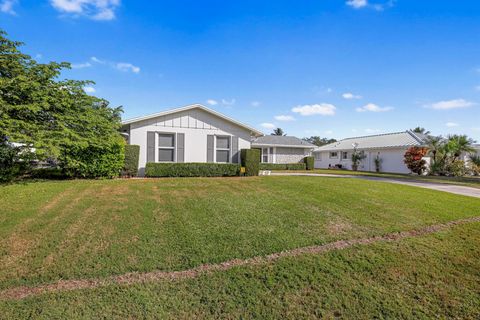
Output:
[{"xmin": 122, "ymin": 104, "xmax": 263, "ymax": 137}]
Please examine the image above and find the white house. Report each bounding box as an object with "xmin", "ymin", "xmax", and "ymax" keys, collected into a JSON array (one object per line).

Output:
[
  {"xmin": 251, "ymin": 136, "xmax": 316, "ymax": 164},
  {"xmin": 313, "ymin": 131, "xmax": 429, "ymax": 174},
  {"xmin": 121, "ymin": 104, "xmax": 264, "ymax": 175}
]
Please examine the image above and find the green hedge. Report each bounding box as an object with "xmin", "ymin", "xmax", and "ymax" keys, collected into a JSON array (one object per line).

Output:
[
  {"xmin": 123, "ymin": 145, "xmax": 140, "ymax": 177},
  {"xmin": 241, "ymin": 149, "xmax": 260, "ymax": 176},
  {"xmin": 145, "ymin": 163, "xmax": 240, "ymax": 177},
  {"xmin": 304, "ymin": 156, "xmax": 314, "ymax": 170},
  {"xmin": 259, "ymin": 163, "xmax": 306, "ymax": 170}
]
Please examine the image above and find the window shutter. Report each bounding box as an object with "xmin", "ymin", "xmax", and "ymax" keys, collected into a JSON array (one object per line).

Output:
[
  {"xmin": 207, "ymin": 135, "xmax": 214, "ymax": 163},
  {"xmin": 147, "ymin": 132, "xmax": 155, "ymax": 163},
  {"xmin": 177, "ymin": 133, "xmax": 185, "ymax": 163},
  {"xmin": 231, "ymin": 136, "xmax": 239, "ymax": 163}
]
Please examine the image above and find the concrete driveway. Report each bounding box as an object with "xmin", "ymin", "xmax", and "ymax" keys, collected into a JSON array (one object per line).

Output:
[{"xmin": 270, "ymin": 172, "xmax": 480, "ymax": 199}]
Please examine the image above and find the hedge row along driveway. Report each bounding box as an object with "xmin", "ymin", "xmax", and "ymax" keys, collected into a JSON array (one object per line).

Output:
[{"xmin": 1, "ymin": 176, "xmax": 479, "ymax": 317}]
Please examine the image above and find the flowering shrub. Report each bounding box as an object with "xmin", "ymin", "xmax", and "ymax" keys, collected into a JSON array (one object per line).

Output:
[{"xmin": 404, "ymin": 147, "xmax": 428, "ymax": 175}]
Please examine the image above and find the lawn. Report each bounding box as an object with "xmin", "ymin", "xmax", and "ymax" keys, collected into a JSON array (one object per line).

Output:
[{"xmin": 1, "ymin": 176, "xmax": 479, "ymax": 318}]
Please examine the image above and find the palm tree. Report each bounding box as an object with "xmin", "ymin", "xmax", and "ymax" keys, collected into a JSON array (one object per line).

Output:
[
  {"xmin": 271, "ymin": 128, "xmax": 286, "ymax": 136},
  {"xmin": 446, "ymin": 135, "xmax": 476, "ymax": 161},
  {"xmin": 425, "ymin": 135, "xmax": 444, "ymax": 164},
  {"xmin": 411, "ymin": 127, "xmax": 431, "ymax": 135}
]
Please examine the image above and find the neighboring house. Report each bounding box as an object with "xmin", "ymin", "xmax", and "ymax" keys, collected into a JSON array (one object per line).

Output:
[
  {"xmin": 251, "ymin": 136, "xmax": 316, "ymax": 164},
  {"xmin": 312, "ymin": 131, "xmax": 428, "ymax": 174}
]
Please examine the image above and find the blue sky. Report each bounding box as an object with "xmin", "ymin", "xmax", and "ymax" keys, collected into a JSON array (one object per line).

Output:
[{"xmin": 1, "ymin": 0, "xmax": 480, "ymax": 140}]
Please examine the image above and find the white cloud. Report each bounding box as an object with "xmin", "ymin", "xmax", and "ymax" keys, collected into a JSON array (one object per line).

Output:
[
  {"xmin": 446, "ymin": 122, "xmax": 459, "ymax": 127},
  {"xmin": 115, "ymin": 62, "xmax": 140, "ymax": 73},
  {"xmin": 274, "ymin": 115, "xmax": 295, "ymax": 121},
  {"xmin": 260, "ymin": 123, "xmax": 276, "ymax": 130},
  {"xmin": 90, "ymin": 56, "xmax": 105, "ymax": 64},
  {"xmin": 83, "ymin": 86, "xmax": 96, "ymax": 93},
  {"xmin": 1, "ymin": 0, "xmax": 17, "ymax": 15},
  {"xmin": 251, "ymin": 101, "xmax": 261, "ymax": 107},
  {"xmin": 221, "ymin": 98, "xmax": 235, "ymax": 106},
  {"xmin": 50, "ymin": 0, "xmax": 120, "ymax": 21},
  {"xmin": 346, "ymin": 0, "xmax": 367, "ymax": 9},
  {"xmin": 365, "ymin": 128, "xmax": 381, "ymax": 134},
  {"xmin": 71, "ymin": 62, "xmax": 92, "ymax": 69},
  {"xmin": 325, "ymin": 130, "xmax": 334, "ymax": 135},
  {"xmin": 356, "ymin": 103, "xmax": 394, "ymax": 112},
  {"xmin": 342, "ymin": 92, "xmax": 362, "ymax": 100},
  {"xmin": 425, "ymin": 99, "xmax": 475, "ymax": 110},
  {"xmin": 206, "ymin": 99, "xmax": 218, "ymax": 106},
  {"xmin": 291, "ymin": 103, "xmax": 336, "ymax": 116}
]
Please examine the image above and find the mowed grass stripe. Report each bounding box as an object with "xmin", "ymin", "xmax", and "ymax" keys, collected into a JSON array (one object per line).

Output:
[
  {"xmin": 1, "ymin": 177, "xmax": 479, "ymax": 290},
  {"xmin": 1, "ymin": 216, "xmax": 479, "ymax": 301}
]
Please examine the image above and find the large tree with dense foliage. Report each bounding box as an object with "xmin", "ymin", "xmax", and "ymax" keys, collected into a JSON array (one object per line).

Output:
[
  {"xmin": 302, "ymin": 136, "xmax": 337, "ymax": 147},
  {"xmin": 0, "ymin": 30, "xmax": 124, "ymax": 178}
]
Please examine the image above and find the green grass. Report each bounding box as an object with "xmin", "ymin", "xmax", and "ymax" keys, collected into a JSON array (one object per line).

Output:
[{"xmin": 1, "ymin": 177, "xmax": 480, "ymax": 318}]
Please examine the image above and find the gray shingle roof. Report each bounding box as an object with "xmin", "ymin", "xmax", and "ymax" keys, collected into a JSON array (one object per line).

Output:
[
  {"xmin": 314, "ymin": 131, "xmax": 427, "ymax": 152},
  {"xmin": 252, "ymin": 135, "xmax": 316, "ymax": 148}
]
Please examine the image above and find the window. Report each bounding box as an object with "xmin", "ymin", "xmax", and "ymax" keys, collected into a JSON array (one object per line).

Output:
[
  {"xmin": 341, "ymin": 151, "xmax": 348, "ymax": 160},
  {"xmin": 314, "ymin": 153, "xmax": 321, "ymax": 160},
  {"xmin": 216, "ymin": 136, "xmax": 230, "ymax": 163},
  {"xmin": 262, "ymin": 148, "xmax": 268, "ymax": 163},
  {"xmin": 158, "ymin": 133, "xmax": 175, "ymax": 162},
  {"xmin": 329, "ymin": 152, "xmax": 338, "ymax": 159}
]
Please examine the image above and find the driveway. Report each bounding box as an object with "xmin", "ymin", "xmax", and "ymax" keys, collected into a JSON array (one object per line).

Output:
[{"xmin": 270, "ymin": 172, "xmax": 480, "ymax": 199}]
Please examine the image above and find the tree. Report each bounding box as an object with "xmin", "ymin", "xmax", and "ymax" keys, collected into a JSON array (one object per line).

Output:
[
  {"xmin": 0, "ymin": 30, "xmax": 124, "ymax": 178},
  {"xmin": 404, "ymin": 147, "xmax": 428, "ymax": 175},
  {"xmin": 271, "ymin": 128, "xmax": 286, "ymax": 136},
  {"xmin": 302, "ymin": 136, "xmax": 337, "ymax": 147},
  {"xmin": 444, "ymin": 135, "xmax": 475, "ymax": 161},
  {"xmin": 425, "ymin": 135, "xmax": 444, "ymax": 164},
  {"xmin": 411, "ymin": 127, "xmax": 430, "ymax": 135},
  {"xmin": 351, "ymin": 146, "xmax": 366, "ymax": 171}
]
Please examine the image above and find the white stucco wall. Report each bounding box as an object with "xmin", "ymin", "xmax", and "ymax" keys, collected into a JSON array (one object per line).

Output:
[
  {"xmin": 128, "ymin": 108, "xmax": 253, "ymax": 175},
  {"xmin": 314, "ymin": 147, "xmax": 413, "ymax": 174},
  {"xmin": 275, "ymin": 147, "xmax": 311, "ymax": 164}
]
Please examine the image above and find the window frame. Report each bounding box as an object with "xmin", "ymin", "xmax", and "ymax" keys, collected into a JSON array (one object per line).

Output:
[
  {"xmin": 329, "ymin": 151, "xmax": 338, "ymax": 159},
  {"xmin": 341, "ymin": 151, "xmax": 348, "ymax": 160},
  {"xmin": 157, "ymin": 133, "xmax": 176, "ymax": 162},
  {"xmin": 215, "ymin": 135, "xmax": 231, "ymax": 163}
]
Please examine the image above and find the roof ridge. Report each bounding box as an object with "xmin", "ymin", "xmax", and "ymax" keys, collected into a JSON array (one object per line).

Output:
[{"xmin": 338, "ymin": 130, "xmax": 409, "ymax": 141}]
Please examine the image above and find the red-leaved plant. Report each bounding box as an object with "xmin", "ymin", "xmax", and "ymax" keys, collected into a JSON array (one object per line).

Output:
[{"xmin": 404, "ymin": 147, "xmax": 428, "ymax": 175}]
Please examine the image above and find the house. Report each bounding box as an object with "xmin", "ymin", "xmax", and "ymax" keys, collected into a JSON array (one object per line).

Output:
[
  {"xmin": 312, "ymin": 130, "xmax": 428, "ymax": 174},
  {"xmin": 251, "ymin": 136, "xmax": 316, "ymax": 164},
  {"xmin": 122, "ymin": 104, "xmax": 313, "ymax": 175}
]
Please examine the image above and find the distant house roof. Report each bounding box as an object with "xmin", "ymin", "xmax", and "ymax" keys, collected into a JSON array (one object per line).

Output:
[
  {"xmin": 252, "ymin": 135, "xmax": 316, "ymax": 148},
  {"xmin": 122, "ymin": 104, "xmax": 264, "ymax": 137},
  {"xmin": 313, "ymin": 131, "xmax": 427, "ymax": 152}
]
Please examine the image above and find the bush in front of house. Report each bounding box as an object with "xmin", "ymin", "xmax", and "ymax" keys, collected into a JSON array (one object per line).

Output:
[
  {"xmin": 123, "ymin": 145, "xmax": 140, "ymax": 177},
  {"xmin": 304, "ymin": 156, "xmax": 314, "ymax": 170},
  {"xmin": 241, "ymin": 149, "xmax": 260, "ymax": 176},
  {"xmin": 0, "ymin": 137, "xmax": 33, "ymax": 183},
  {"xmin": 258, "ymin": 163, "xmax": 307, "ymax": 170},
  {"xmin": 60, "ymin": 141, "xmax": 125, "ymax": 179},
  {"xmin": 404, "ymin": 147, "xmax": 428, "ymax": 175},
  {"xmin": 145, "ymin": 163, "xmax": 240, "ymax": 177}
]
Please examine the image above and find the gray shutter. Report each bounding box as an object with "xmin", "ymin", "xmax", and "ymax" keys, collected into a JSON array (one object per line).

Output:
[
  {"xmin": 207, "ymin": 135, "xmax": 214, "ymax": 163},
  {"xmin": 231, "ymin": 136, "xmax": 239, "ymax": 163},
  {"xmin": 147, "ymin": 132, "xmax": 155, "ymax": 163},
  {"xmin": 177, "ymin": 133, "xmax": 185, "ymax": 163}
]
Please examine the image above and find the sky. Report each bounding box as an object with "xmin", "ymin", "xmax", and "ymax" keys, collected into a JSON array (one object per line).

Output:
[{"xmin": 1, "ymin": 0, "xmax": 480, "ymax": 141}]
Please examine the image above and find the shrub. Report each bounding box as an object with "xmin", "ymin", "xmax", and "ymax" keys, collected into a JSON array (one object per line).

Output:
[
  {"xmin": 0, "ymin": 137, "xmax": 33, "ymax": 183},
  {"xmin": 123, "ymin": 145, "xmax": 140, "ymax": 177},
  {"xmin": 404, "ymin": 147, "xmax": 428, "ymax": 175},
  {"xmin": 241, "ymin": 149, "xmax": 260, "ymax": 176},
  {"xmin": 60, "ymin": 141, "xmax": 125, "ymax": 179},
  {"xmin": 258, "ymin": 163, "xmax": 307, "ymax": 170},
  {"xmin": 351, "ymin": 149, "xmax": 366, "ymax": 171},
  {"xmin": 374, "ymin": 155, "xmax": 382, "ymax": 173},
  {"xmin": 446, "ymin": 160, "xmax": 466, "ymax": 177},
  {"xmin": 304, "ymin": 156, "xmax": 314, "ymax": 170},
  {"xmin": 145, "ymin": 163, "xmax": 240, "ymax": 177},
  {"xmin": 30, "ymin": 168, "xmax": 69, "ymax": 180}
]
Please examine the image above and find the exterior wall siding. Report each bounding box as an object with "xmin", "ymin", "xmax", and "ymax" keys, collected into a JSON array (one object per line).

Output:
[
  {"xmin": 275, "ymin": 147, "xmax": 309, "ymax": 164},
  {"xmin": 314, "ymin": 147, "xmax": 412, "ymax": 174},
  {"xmin": 129, "ymin": 109, "xmax": 252, "ymax": 175}
]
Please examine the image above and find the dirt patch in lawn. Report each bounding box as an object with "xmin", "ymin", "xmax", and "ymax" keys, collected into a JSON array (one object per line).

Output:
[{"xmin": 1, "ymin": 216, "xmax": 479, "ymax": 301}]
